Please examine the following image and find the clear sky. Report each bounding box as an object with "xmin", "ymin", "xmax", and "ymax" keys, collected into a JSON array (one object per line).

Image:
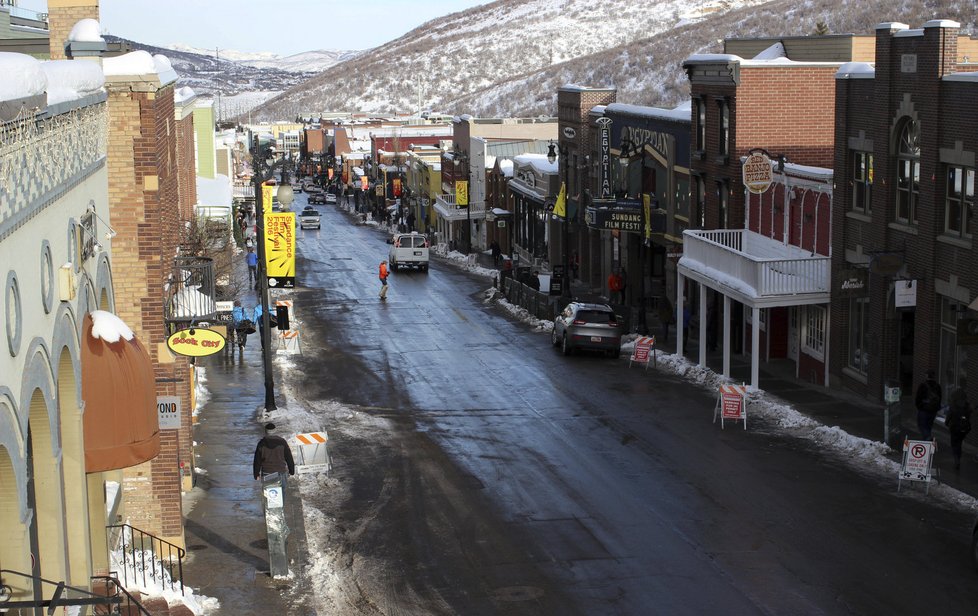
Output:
[{"xmin": 20, "ymin": 0, "xmax": 492, "ymax": 56}]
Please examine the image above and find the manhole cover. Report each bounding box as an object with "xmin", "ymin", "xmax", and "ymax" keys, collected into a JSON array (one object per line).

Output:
[{"xmin": 492, "ymin": 586, "xmax": 545, "ymax": 602}]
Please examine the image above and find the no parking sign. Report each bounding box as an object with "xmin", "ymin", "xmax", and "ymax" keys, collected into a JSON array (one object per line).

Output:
[{"xmin": 898, "ymin": 438, "xmax": 936, "ymax": 493}]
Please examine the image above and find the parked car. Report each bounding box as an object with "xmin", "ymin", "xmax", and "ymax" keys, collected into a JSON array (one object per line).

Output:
[
  {"xmin": 299, "ymin": 206, "xmax": 321, "ymax": 230},
  {"xmin": 324, "ymin": 192, "xmax": 338, "ymax": 204},
  {"xmin": 303, "ymin": 183, "xmax": 321, "ymax": 194},
  {"xmin": 307, "ymin": 192, "xmax": 326, "ymax": 205},
  {"xmin": 551, "ymin": 302, "xmax": 623, "ymax": 357},
  {"xmin": 387, "ymin": 231, "xmax": 429, "ymax": 271},
  {"xmin": 291, "ymin": 183, "xmax": 302, "ymax": 193}
]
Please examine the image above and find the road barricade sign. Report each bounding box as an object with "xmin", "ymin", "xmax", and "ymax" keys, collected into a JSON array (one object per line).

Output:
[
  {"xmin": 898, "ymin": 438, "xmax": 937, "ymax": 493},
  {"xmin": 629, "ymin": 336, "xmax": 656, "ymax": 369},
  {"xmin": 294, "ymin": 431, "xmax": 332, "ymax": 475},
  {"xmin": 279, "ymin": 329, "xmax": 301, "ymax": 355},
  {"xmin": 713, "ymin": 383, "xmax": 748, "ymax": 430}
]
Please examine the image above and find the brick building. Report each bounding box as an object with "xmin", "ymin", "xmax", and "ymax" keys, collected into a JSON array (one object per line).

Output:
[{"xmin": 832, "ymin": 20, "xmax": 978, "ymax": 402}]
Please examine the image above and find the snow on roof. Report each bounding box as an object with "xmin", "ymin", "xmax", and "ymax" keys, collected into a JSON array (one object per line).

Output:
[
  {"xmin": 485, "ymin": 155, "xmax": 496, "ymax": 169},
  {"xmin": 196, "ymin": 174, "xmax": 232, "ymax": 206},
  {"xmin": 590, "ymin": 105, "xmax": 607, "ymax": 115},
  {"xmin": 0, "ymin": 52, "xmax": 46, "ymax": 102},
  {"xmin": 513, "ymin": 153, "xmax": 557, "ymax": 174},
  {"xmin": 876, "ymin": 22, "xmax": 909, "ymax": 31},
  {"xmin": 90, "ymin": 310, "xmax": 134, "ymax": 343},
  {"xmin": 893, "ymin": 29, "xmax": 924, "ymax": 38},
  {"xmin": 924, "ymin": 19, "xmax": 961, "ymax": 29},
  {"xmin": 944, "ymin": 71, "xmax": 978, "ymax": 83},
  {"xmin": 40, "ymin": 59, "xmax": 104, "ymax": 105},
  {"xmin": 752, "ymin": 42, "xmax": 786, "ymax": 60},
  {"xmin": 103, "ymin": 50, "xmax": 177, "ymax": 85},
  {"xmin": 499, "ymin": 159, "xmax": 514, "ymax": 177},
  {"xmin": 784, "ymin": 161, "xmax": 833, "ymax": 181},
  {"xmin": 606, "ymin": 101, "xmax": 690, "ymax": 123},
  {"xmin": 67, "ymin": 18, "xmax": 104, "ymax": 43},
  {"xmin": 174, "ymin": 86, "xmax": 196, "ymax": 103},
  {"xmin": 836, "ymin": 62, "xmax": 875, "ymax": 79},
  {"xmin": 352, "ymin": 166, "xmax": 364, "ymax": 176},
  {"xmin": 685, "ymin": 53, "xmax": 742, "ymax": 64}
]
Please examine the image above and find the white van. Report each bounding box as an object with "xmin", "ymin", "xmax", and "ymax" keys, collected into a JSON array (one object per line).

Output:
[{"xmin": 388, "ymin": 232, "xmax": 429, "ymax": 272}]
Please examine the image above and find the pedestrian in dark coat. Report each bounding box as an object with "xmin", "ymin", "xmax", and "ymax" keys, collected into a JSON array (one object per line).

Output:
[
  {"xmin": 490, "ymin": 240, "xmax": 501, "ymax": 266},
  {"xmin": 946, "ymin": 387, "xmax": 972, "ymax": 471},
  {"xmin": 914, "ymin": 370, "xmax": 942, "ymax": 441},
  {"xmin": 253, "ymin": 423, "xmax": 296, "ymax": 481}
]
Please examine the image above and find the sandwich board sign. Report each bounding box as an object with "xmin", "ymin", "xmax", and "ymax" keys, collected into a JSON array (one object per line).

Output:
[
  {"xmin": 629, "ymin": 336, "xmax": 656, "ymax": 369},
  {"xmin": 713, "ymin": 384, "xmax": 748, "ymax": 430},
  {"xmin": 898, "ymin": 438, "xmax": 936, "ymax": 493}
]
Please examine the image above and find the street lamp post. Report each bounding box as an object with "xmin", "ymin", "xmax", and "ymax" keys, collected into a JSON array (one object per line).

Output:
[
  {"xmin": 619, "ymin": 138, "xmax": 648, "ymax": 334},
  {"xmin": 547, "ymin": 142, "xmax": 572, "ymax": 299},
  {"xmin": 251, "ymin": 141, "xmax": 295, "ymax": 411},
  {"xmin": 453, "ymin": 145, "xmax": 471, "ymax": 253}
]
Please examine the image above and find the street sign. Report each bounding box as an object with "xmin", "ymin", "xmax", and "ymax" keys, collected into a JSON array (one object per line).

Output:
[
  {"xmin": 629, "ymin": 336, "xmax": 656, "ymax": 369},
  {"xmin": 898, "ymin": 438, "xmax": 936, "ymax": 493},
  {"xmin": 713, "ymin": 384, "xmax": 748, "ymax": 430}
]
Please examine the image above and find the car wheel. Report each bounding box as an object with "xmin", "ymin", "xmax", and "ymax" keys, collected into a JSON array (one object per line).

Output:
[
  {"xmin": 422, "ymin": 264, "xmax": 429, "ymax": 273},
  {"xmin": 561, "ymin": 334, "xmax": 572, "ymax": 356},
  {"xmin": 551, "ymin": 327, "xmax": 560, "ymax": 346}
]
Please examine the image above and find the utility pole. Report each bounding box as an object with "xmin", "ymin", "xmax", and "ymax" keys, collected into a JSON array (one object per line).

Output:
[{"xmin": 215, "ymin": 47, "xmax": 222, "ymax": 124}]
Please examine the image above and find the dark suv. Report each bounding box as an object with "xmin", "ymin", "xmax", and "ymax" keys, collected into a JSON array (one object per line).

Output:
[{"xmin": 551, "ymin": 302, "xmax": 623, "ymax": 357}]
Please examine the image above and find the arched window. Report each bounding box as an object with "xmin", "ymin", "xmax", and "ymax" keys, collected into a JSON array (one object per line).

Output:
[{"xmin": 895, "ymin": 119, "xmax": 920, "ymax": 224}]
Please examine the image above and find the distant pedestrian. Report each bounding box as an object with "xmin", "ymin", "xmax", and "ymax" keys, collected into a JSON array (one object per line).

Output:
[
  {"xmin": 608, "ymin": 269, "xmax": 624, "ymax": 304},
  {"xmin": 914, "ymin": 369, "xmax": 942, "ymax": 441},
  {"xmin": 570, "ymin": 250, "xmax": 580, "ymax": 280},
  {"xmin": 490, "ymin": 240, "xmax": 501, "ymax": 266},
  {"xmin": 245, "ymin": 247, "xmax": 258, "ymax": 285},
  {"xmin": 253, "ymin": 423, "xmax": 296, "ymax": 484},
  {"xmin": 379, "ymin": 259, "xmax": 389, "ymax": 299},
  {"xmin": 946, "ymin": 387, "xmax": 972, "ymax": 471},
  {"xmin": 407, "ymin": 211, "xmax": 416, "ymax": 232}
]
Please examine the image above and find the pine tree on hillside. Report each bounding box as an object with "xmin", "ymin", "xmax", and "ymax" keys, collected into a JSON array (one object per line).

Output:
[{"xmin": 814, "ymin": 20, "xmax": 830, "ymax": 35}]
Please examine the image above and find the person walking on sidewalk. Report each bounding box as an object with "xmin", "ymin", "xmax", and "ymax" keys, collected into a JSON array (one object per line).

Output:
[
  {"xmin": 945, "ymin": 387, "xmax": 972, "ymax": 471},
  {"xmin": 379, "ymin": 259, "xmax": 390, "ymax": 299},
  {"xmin": 253, "ymin": 423, "xmax": 296, "ymax": 485},
  {"xmin": 245, "ymin": 247, "xmax": 258, "ymax": 285},
  {"xmin": 490, "ymin": 240, "xmax": 501, "ymax": 266},
  {"xmin": 915, "ymin": 369, "xmax": 942, "ymax": 441},
  {"xmin": 608, "ymin": 269, "xmax": 624, "ymax": 304}
]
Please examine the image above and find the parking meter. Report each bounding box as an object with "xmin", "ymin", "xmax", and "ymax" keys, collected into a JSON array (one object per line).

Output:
[{"xmin": 261, "ymin": 472, "xmax": 289, "ymax": 578}]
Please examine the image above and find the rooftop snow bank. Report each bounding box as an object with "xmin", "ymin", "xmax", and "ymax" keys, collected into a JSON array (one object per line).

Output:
[
  {"xmin": 41, "ymin": 59, "xmax": 105, "ymax": 105},
  {"xmin": 67, "ymin": 18, "xmax": 104, "ymax": 43},
  {"xmin": 0, "ymin": 52, "xmax": 46, "ymax": 102},
  {"xmin": 90, "ymin": 310, "xmax": 135, "ymax": 343},
  {"xmin": 103, "ymin": 50, "xmax": 177, "ymax": 85}
]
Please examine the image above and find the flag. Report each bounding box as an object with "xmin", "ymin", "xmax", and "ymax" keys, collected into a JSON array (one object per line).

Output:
[{"xmin": 554, "ymin": 182, "xmax": 567, "ymax": 218}]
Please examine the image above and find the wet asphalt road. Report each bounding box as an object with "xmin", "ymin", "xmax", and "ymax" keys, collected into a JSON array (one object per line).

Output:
[{"xmin": 287, "ymin": 195, "xmax": 978, "ymax": 615}]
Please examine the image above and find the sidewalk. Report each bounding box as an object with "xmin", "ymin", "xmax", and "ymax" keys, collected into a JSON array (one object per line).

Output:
[{"xmin": 182, "ymin": 333, "xmax": 307, "ymax": 613}]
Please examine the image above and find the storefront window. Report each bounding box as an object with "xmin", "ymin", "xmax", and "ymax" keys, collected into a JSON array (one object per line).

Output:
[
  {"xmin": 945, "ymin": 165, "xmax": 974, "ymax": 238},
  {"xmin": 895, "ymin": 119, "xmax": 920, "ymax": 225},
  {"xmin": 695, "ymin": 98, "xmax": 706, "ymax": 153},
  {"xmin": 716, "ymin": 180, "xmax": 728, "ymax": 228},
  {"xmin": 717, "ymin": 100, "xmax": 730, "ymax": 158},
  {"xmin": 695, "ymin": 176, "xmax": 706, "ymax": 228},
  {"xmin": 939, "ymin": 297, "xmax": 968, "ymax": 395},
  {"xmin": 852, "ymin": 151, "xmax": 873, "ymax": 214},
  {"xmin": 848, "ymin": 297, "xmax": 870, "ymax": 375},
  {"xmin": 803, "ymin": 305, "xmax": 826, "ymax": 360}
]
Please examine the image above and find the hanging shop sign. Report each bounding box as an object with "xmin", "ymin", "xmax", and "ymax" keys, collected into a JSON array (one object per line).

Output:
[
  {"xmin": 742, "ymin": 151, "xmax": 773, "ymax": 194},
  {"xmin": 264, "ymin": 212, "xmax": 296, "ymax": 288},
  {"xmin": 456, "ymin": 180, "xmax": 469, "ymax": 206},
  {"xmin": 166, "ymin": 327, "xmax": 226, "ymax": 357},
  {"xmin": 585, "ymin": 207, "xmax": 642, "ymax": 233},
  {"xmin": 894, "ymin": 279, "xmax": 917, "ymax": 308},
  {"xmin": 157, "ymin": 395, "xmax": 181, "ymax": 430}
]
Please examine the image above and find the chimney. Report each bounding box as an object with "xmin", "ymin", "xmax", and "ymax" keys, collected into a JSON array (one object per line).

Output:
[{"xmin": 47, "ymin": 0, "xmax": 100, "ymax": 60}]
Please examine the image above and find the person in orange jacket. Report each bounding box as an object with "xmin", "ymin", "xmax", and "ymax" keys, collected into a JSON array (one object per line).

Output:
[
  {"xmin": 608, "ymin": 269, "xmax": 624, "ymax": 304},
  {"xmin": 379, "ymin": 259, "xmax": 389, "ymax": 299}
]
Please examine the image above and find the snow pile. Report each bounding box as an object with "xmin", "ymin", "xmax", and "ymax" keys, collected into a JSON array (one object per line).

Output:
[
  {"xmin": 483, "ymin": 287, "xmax": 553, "ymax": 332},
  {"xmin": 108, "ymin": 543, "xmax": 219, "ymax": 615},
  {"xmin": 193, "ymin": 366, "xmax": 209, "ymax": 417},
  {"xmin": 41, "ymin": 59, "xmax": 105, "ymax": 105},
  {"xmin": 67, "ymin": 18, "xmax": 104, "ymax": 43},
  {"xmin": 0, "ymin": 52, "xmax": 46, "ymax": 102},
  {"xmin": 103, "ymin": 50, "xmax": 178, "ymax": 84},
  {"xmin": 430, "ymin": 244, "xmax": 499, "ymax": 279}
]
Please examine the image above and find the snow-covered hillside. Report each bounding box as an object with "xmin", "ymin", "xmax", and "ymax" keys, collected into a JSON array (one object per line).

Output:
[{"xmin": 165, "ymin": 44, "xmax": 360, "ymax": 74}]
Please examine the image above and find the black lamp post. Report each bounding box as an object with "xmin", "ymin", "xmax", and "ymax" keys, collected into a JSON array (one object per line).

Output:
[
  {"xmin": 453, "ymin": 145, "xmax": 471, "ymax": 253},
  {"xmin": 547, "ymin": 141, "xmax": 572, "ymax": 299},
  {"xmin": 619, "ymin": 137, "xmax": 648, "ymax": 334},
  {"xmin": 251, "ymin": 140, "xmax": 295, "ymax": 411}
]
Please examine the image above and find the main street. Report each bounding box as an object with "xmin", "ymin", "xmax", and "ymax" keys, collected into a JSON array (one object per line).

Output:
[{"xmin": 256, "ymin": 192, "xmax": 978, "ymax": 615}]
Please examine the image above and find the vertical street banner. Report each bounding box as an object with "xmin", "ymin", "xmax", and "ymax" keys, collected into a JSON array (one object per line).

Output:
[
  {"xmin": 456, "ymin": 180, "xmax": 469, "ymax": 206},
  {"xmin": 393, "ymin": 178, "xmax": 402, "ymax": 197},
  {"xmin": 597, "ymin": 117, "xmax": 612, "ymax": 199},
  {"xmin": 261, "ymin": 183, "xmax": 275, "ymax": 214},
  {"xmin": 264, "ymin": 212, "xmax": 296, "ymax": 288},
  {"xmin": 361, "ymin": 176, "xmax": 369, "ymax": 190}
]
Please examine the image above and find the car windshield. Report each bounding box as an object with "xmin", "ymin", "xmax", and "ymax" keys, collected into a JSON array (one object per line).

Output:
[{"xmin": 576, "ymin": 309, "xmax": 614, "ymax": 324}]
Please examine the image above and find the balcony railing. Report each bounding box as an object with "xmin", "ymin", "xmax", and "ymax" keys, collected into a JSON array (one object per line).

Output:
[
  {"xmin": 164, "ymin": 256, "xmax": 216, "ymax": 325},
  {"xmin": 681, "ymin": 229, "xmax": 829, "ymax": 301}
]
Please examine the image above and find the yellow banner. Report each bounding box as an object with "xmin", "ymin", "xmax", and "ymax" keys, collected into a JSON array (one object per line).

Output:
[
  {"xmin": 264, "ymin": 212, "xmax": 296, "ymax": 288},
  {"xmin": 554, "ymin": 182, "xmax": 566, "ymax": 218},
  {"xmin": 261, "ymin": 184, "xmax": 275, "ymax": 214},
  {"xmin": 456, "ymin": 180, "xmax": 469, "ymax": 206}
]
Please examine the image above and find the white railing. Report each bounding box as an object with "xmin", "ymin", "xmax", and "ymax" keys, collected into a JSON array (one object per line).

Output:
[{"xmin": 683, "ymin": 229, "xmax": 829, "ymax": 298}]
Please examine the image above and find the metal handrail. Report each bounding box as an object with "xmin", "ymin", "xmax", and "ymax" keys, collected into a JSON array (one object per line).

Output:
[
  {"xmin": 107, "ymin": 523, "xmax": 186, "ymax": 595},
  {"xmin": 0, "ymin": 569, "xmax": 151, "ymax": 615}
]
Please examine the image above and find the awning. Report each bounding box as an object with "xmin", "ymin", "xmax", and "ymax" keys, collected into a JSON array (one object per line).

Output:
[{"xmin": 82, "ymin": 311, "xmax": 160, "ymax": 473}]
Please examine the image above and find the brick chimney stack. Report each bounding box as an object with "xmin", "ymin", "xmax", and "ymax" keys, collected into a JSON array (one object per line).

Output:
[{"xmin": 47, "ymin": 0, "xmax": 100, "ymax": 60}]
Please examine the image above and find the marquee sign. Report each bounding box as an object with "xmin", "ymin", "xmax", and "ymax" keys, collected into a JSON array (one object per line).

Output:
[{"xmin": 597, "ymin": 117, "xmax": 612, "ymax": 199}]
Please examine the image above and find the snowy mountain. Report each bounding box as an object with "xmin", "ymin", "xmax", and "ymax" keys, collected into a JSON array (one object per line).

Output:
[
  {"xmin": 248, "ymin": 0, "xmax": 976, "ymax": 120},
  {"xmin": 164, "ymin": 44, "xmax": 361, "ymax": 74}
]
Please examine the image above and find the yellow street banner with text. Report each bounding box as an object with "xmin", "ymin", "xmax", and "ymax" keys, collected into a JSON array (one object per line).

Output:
[
  {"xmin": 264, "ymin": 212, "xmax": 296, "ymax": 288},
  {"xmin": 554, "ymin": 182, "xmax": 566, "ymax": 218},
  {"xmin": 456, "ymin": 180, "xmax": 469, "ymax": 206},
  {"xmin": 261, "ymin": 184, "xmax": 275, "ymax": 214}
]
